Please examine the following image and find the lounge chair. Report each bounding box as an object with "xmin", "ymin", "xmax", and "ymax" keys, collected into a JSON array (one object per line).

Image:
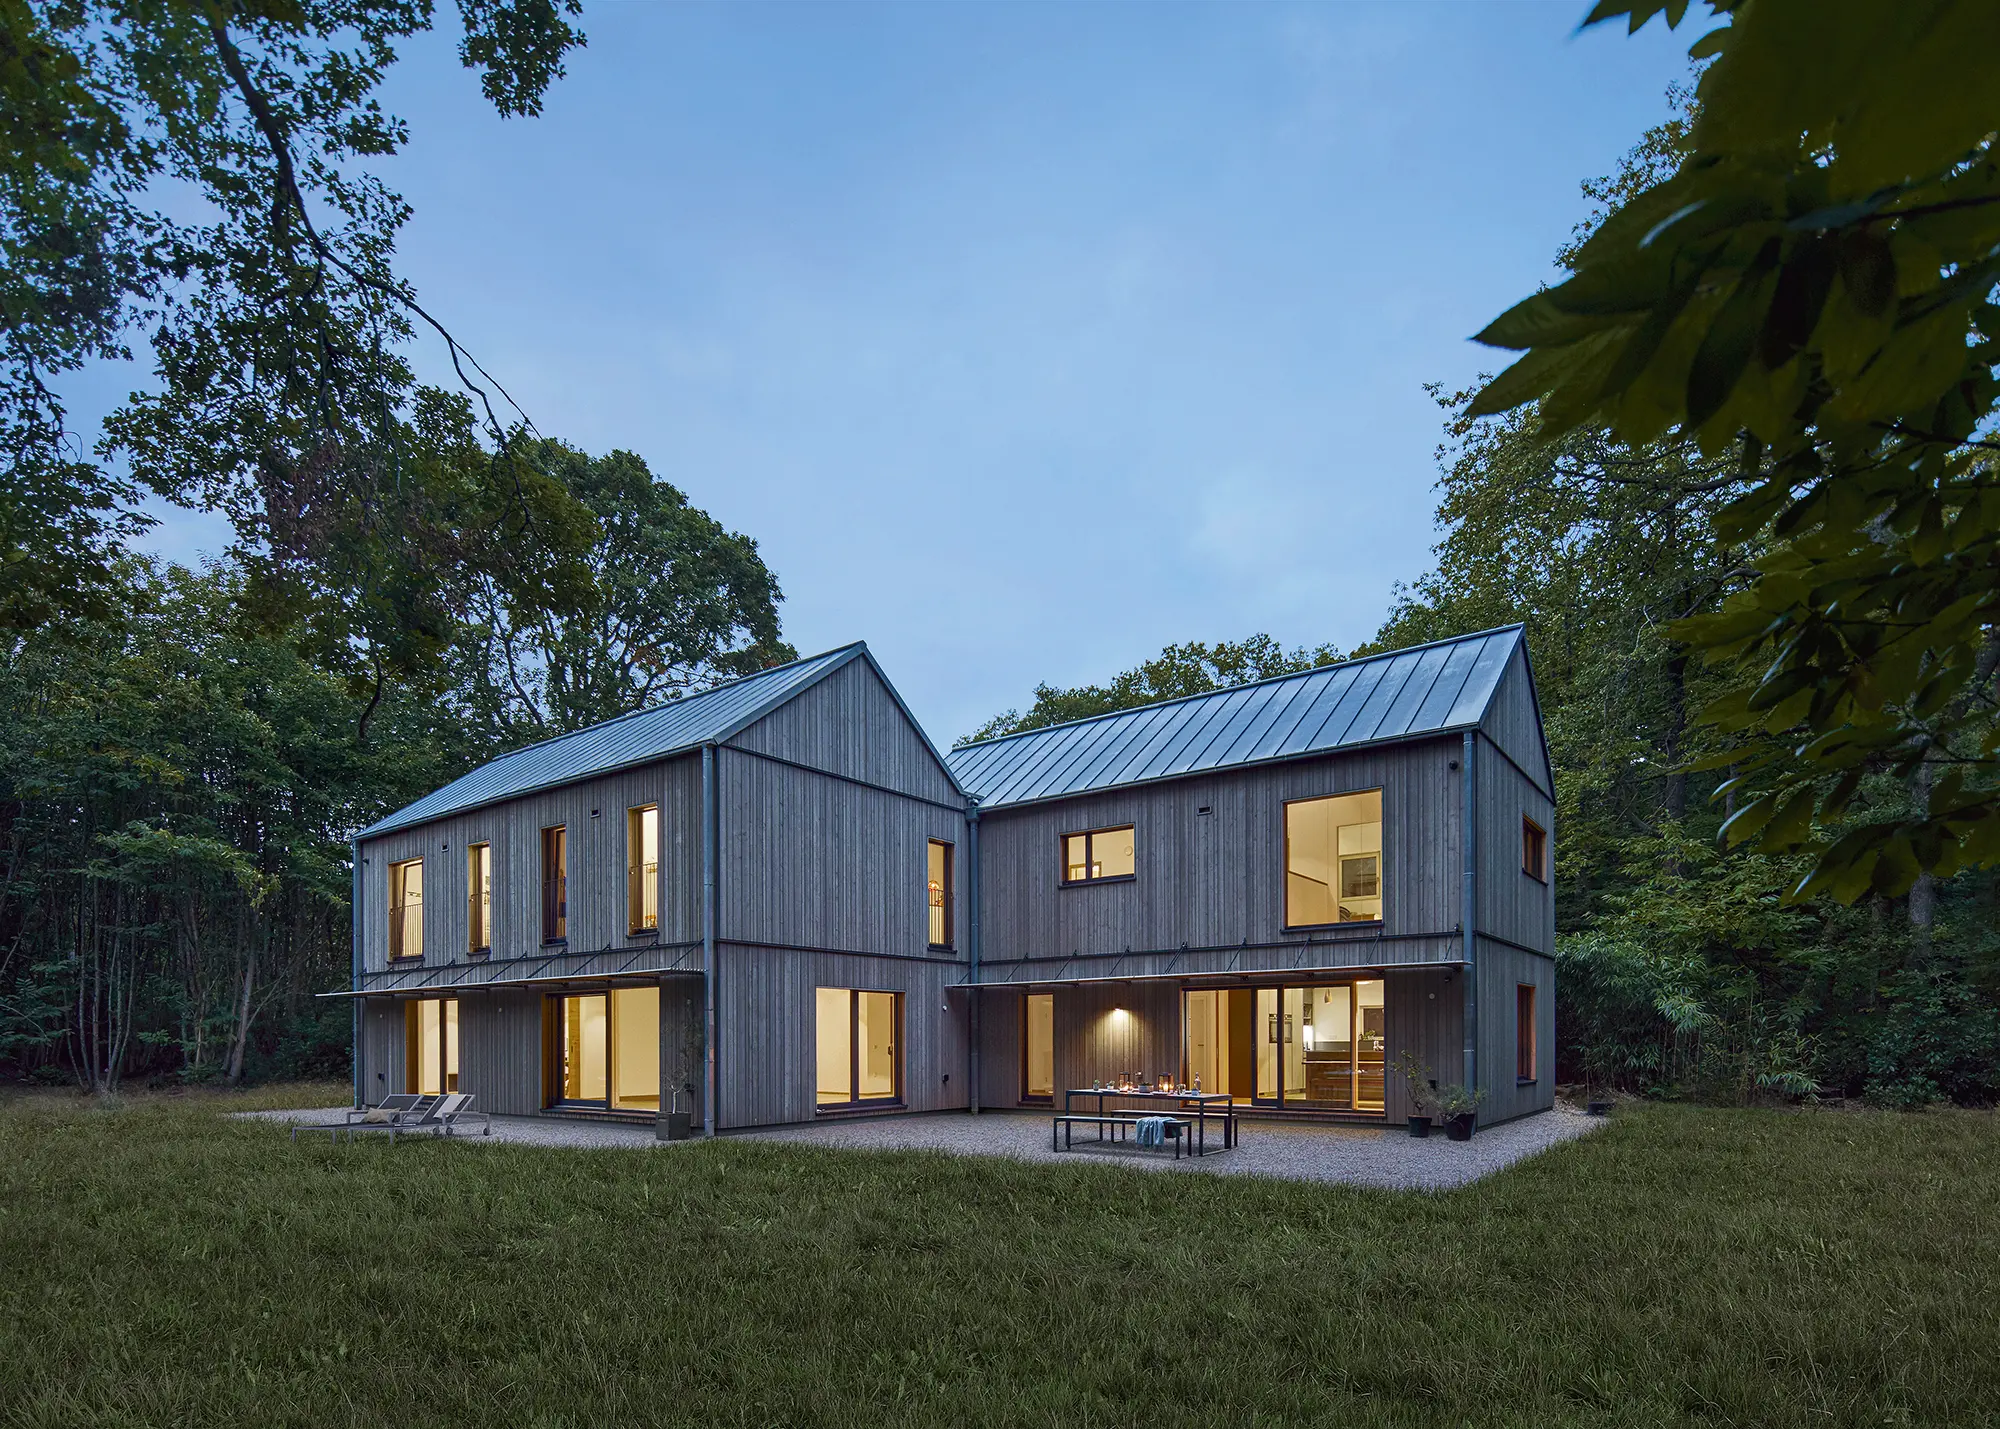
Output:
[
  {"xmin": 428, "ymin": 1093, "xmax": 492, "ymax": 1137},
  {"xmin": 290, "ymin": 1093, "xmax": 422, "ymax": 1144},
  {"xmin": 341, "ymin": 1094, "xmax": 443, "ymax": 1144}
]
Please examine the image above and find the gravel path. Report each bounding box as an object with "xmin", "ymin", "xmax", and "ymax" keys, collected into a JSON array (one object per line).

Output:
[{"xmin": 242, "ymin": 1105, "xmax": 1601, "ymax": 1189}]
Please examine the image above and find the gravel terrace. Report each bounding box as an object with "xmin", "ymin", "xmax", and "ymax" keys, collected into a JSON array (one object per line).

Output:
[{"xmin": 243, "ymin": 1105, "xmax": 1601, "ymax": 1189}]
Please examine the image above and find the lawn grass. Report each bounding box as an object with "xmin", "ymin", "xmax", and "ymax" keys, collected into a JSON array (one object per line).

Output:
[{"xmin": 0, "ymin": 1091, "xmax": 1995, "ymax": 1428}]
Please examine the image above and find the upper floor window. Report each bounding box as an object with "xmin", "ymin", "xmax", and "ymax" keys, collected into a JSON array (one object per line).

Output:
[
  {"xmin": 927, "ymin": 839, "xmax": 954, "ymax": 948},
  {"xmin": 1062, "ymin": 825, "xmax": 1134, "ymax": 885},
  {"xmin": 541, "ymin": 825, "xmax": 567, "ymax": 943},
  {"xmin": 628, "ymin": 805, "xmax": 659, "ymax": 934},
  {"xmin": 1285, "ymin": 790, "xmax": 1383, "ymax": 926},
  {"xmin": 1522, "ymin": 817, "xmax": 1548, "ymax": 882},
  {"xmin": 389, "ymin": 858, "xmax": 424, "ymax": 961},
  {"xmin": 466, "ymin": 843, "xmax": 491, "ymax": 955}
]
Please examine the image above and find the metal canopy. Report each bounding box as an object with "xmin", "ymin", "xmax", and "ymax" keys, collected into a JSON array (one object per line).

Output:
[
  {"xmin": 947, "ymin": 625, "xmax": 1523, "ymax": 810},
  {"xmin": 356, "ymin": 643, "xmax": 867, "ymax": 840}
]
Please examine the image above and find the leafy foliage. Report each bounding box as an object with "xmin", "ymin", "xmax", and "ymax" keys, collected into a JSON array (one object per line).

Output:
[
  {"xmin": 1470, "ymin": 1, "xmax": 2000, "ymax": 903},
  {"xmin": 962, "ymin": 634, "xmax": 1341, "ymax": 744}
]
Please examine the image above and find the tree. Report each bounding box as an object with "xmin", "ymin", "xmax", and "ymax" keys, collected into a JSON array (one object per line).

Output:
[
  {"xmin": 457, "ymin": 440, "xmax": 796, "ymax": 741},
  {"xmin": 2, "ymin": 0, "xmax": 588, "ymax": 670},
  {"xmin": 1467, "ymin": 0, "xmax": 2000, "ymax": 903},
  {"xmin": 963, "ymin": 635, "xmax": 1341, "ymax": 744}
]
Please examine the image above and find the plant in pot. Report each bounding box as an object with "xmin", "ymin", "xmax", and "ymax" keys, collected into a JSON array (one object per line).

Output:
[
  {"xmin": 1393, "ymin": 1051, "xmax": 1440, "ymax": 1137},
  {"xmin": 1434, "ymin": 1082, "xmax": 1486, "ymax": 1141},
  {"xmin": 658, "ymin": 995, "xmax": 704, "ymax": 1141},
  {"xmin": 1581, "ymin": 1039, "xmax": 1617, "ymax": 1117}
]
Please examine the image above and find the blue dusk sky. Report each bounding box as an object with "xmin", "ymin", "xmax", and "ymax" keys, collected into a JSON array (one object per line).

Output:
[{"xmin": 129, "ymin": 1, "xmax": 1693, "ymax": 745}]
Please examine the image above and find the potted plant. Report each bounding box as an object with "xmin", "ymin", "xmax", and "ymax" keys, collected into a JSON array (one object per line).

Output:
[
  {"xmin": 658, "ymin": 995, "xmax": 703, "ymax": 1141},
  {"xmin": 1393, "ymin": 1050, "xmax": 1439, "ymax": 1137},
  {"xmin": 1581, "ymin": 1039, "xmax": 1616, "ymax": 1116},
  {"xmin": 1434, "ymin": 1082, "xmax": 1486, "ymax": 1141}
]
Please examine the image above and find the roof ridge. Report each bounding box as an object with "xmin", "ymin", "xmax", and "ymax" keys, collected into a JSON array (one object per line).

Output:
[
  {"xmin": 470, "ymin": 641, "xmax": 865, "ymax": 765},
  {"xmin": 951, "ymin": 624, "xmax": 1524, "ymax": 754}
]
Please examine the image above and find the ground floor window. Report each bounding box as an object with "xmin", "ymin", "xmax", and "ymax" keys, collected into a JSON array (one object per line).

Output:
[
  {"xmin": 406, "ymin": 998, "xmax": 458, "ymax": 1095},
  {"xmin": 1517, "ymin": 984, "xmax": 1537, "ymax": 1082},
  {"xmin": 1022, "ymin": 993, "xmax": 1054, "ymax": 1101},
  {"xmin": 1184, "ymin": 980, "xmax": 1385, "ymax": 1113},
  {"xmin": 548, "ymin": 986, "xmax": 659, "ymax": 1111},
  {"xmin": 816, "ymin": 987, "xmax": 900, "ymax": 1108}
]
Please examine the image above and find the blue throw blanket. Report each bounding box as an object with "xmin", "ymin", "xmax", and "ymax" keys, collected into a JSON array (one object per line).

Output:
[{"xmin": 1135, "ymin": 1116, "xmax": 1167, "ymax": 1148}]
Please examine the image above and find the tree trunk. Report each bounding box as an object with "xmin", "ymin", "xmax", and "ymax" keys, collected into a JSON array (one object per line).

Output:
[
  {"xmin": 225, "ymin": 942, "xmax": 256, "ymax": 1084},
  {"xmin": 1908, "ymin": 759, "xmax": 1935, "ymax": 962}
]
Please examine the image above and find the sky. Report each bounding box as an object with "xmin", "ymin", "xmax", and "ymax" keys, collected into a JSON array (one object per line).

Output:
[{"xmin": 123, "ymin": 1, "xmax": 1693, "ymax": 745}]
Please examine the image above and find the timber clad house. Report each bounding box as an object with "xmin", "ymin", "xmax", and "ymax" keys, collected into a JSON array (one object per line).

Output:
[{"xmin": 343, "ymin": 625, "xmax": 1556, "ymax": 1134}]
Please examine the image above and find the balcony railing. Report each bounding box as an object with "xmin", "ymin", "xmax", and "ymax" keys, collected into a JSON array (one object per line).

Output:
[
  {"xmin": 628, "ymin": 861, "xmax": 658, "ymax": 933},
  {"xmin": 390, "ymin": 904, "xmax": 423, "ymax": 961},
  {"xmin": 542, "ymin": 874, "xmax": 567, "ymax": 942},
  {"xmin": 467, "ymin": 889, "xmax": 490, "ymax": 956}
]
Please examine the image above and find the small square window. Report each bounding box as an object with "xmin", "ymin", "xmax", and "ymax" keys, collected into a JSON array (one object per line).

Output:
[{"xmin": 1060, "ymin": 826, "xmax": 1134, "ymax": 884}]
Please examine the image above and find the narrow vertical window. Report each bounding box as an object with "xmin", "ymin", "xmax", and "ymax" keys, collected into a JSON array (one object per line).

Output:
[
  {"xmin": 1023, "ymin": 993, "xmax": 1054, "ymax": 1101},
  {"xmin": 542, "ymin": 825, "xmax": 567, "ymax": 943},
  {"xmin": 627, "ymin": 805, "xmax": 659, "ymax": 934},
  {"xmin": 815, "ymin": 987, "xmax": 902, "ymax": 1108},
  {"xmin": 1284, "ymin": 791, "xmax": 1383, "ymax": 926},
  {"xmin": 927, "ymin": 839, "xmax": 954, "ymax": 948},
  {"xmin": 1517, "ymin": 984, "xmax": 1537, "ymax": 1082},
  {"xmin": 467, "ymin": 842, "xmax": 491, "ymax": 956},
  {"xmin": 389, "ymin": 858, "xmax": 424, "ymax": 961},
  {"xmin": 405, "ymin": 998, "xmax": 459, "ymax": 1094},
  {"xmin": 1522, "ymin": 818, "xmax": 1548, "ymax": 882}
]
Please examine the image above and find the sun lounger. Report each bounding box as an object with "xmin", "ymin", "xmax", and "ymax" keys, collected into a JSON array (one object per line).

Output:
[
  {"xmin": 339, "ymin": 1094, "xmax": 443, "ymax": 1144},
  {"xmin": 429, "ymin": 1093, "xmax": 491, "ymax": 1137},
  {"xmin": 291, "ymin": 1093, "xmax": 422, "ymax": 1144}
]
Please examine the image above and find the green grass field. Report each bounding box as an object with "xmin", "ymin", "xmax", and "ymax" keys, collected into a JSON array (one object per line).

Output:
[{"xmin": 0, "ymin": 1090, "xmax": 1994, "ymax": 1428}]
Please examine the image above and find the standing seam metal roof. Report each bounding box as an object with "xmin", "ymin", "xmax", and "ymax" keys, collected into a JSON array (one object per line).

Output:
[
  {"xmin": 946, "ymin": 625, "xmax": 1526, "ymax": 809},
  {"xmin": 356, "ymin": 644, "xmax": 866, "ymax": 840}
]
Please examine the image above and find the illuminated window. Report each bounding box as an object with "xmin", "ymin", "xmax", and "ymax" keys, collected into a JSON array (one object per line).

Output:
[
  {"xmin": 1523, "ymin": 818, "xmax": 1547, "ymax": 882},
  {"xmin": 389, "ymin": 858, "xmax": 424, "ymax": 961},
  {"xmin": 405, "ymin": 998, "xmax": 458, "ymax": 1094},
  {"xmin": 1284, "ymin": 791, "xmax": 1383, "ymax": 926},
  {"xmin": 816, "ymin": 987, "xmax": 901, "ymax": 1108},
  {"xmin": 627, "ymin": 805, "xmax": 659, "ymax": 934},
  {"xmin": 541, "ymin": 825, "xmax": 567, "ymax": 942},
  {"xmin": 1023, "ymin": 993, "xmax": 1053, "ymax": 1101},
  {"xmin": 549, "ymin": 987, "xmax": 659, "ymax": 1110},
  {"xmin": 927, "ymin": 839, "xmax": 954, "ymax": 947},
  {"xmin": 467, "ymin": 843, "xmax": 491, "ymax": 955},
  {"xmin": 1061, "ymin": 825, "xmax": 1134, "ymax": 884}
]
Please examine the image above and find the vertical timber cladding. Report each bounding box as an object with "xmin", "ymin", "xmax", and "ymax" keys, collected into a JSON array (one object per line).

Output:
[
  {"xmin": 973, "ymin": 738, "xmax": 1465, "ymax": 967},
  {"xmin": 456, "ymin": 988, "xmax": 545, "ymax": 1115},
  {"xmin": 715, "ymin": 946, "xmax": 966, "ymax": 1127},
  {"xmin": 713, "ymin": 652, "xmax": 971, "ymax": 1129},
  {"xmin": 1476, "ymin": 944, "xmax": 1555, "ymax": 1124},
  {"xmin": 360, "ymin": 998, "xmax": 403, "ymax": 1101},
  {"xmin": 354, "ymin": 754, "xmax": 704, "ymax": 974},
  {"xmin": 1382, "ymin": 967, "xmax": 1464, "ymax": 1122}
]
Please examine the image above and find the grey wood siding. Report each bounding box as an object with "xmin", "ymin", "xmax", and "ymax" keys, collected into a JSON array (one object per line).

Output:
[
  {"xmin": 359, "ymin": 998, "xmax": 403, "ymax": 1103},
  {"xmin": 718, "ymin": 747, "xmax": 969, "ymax": 958},
  {"xmin": 1476, "ymin": 737, "xmax": 1557, "ymax": 954},
  {"xmin": 714, "ymin": 944, "xmax": 968, "ymax": 1129},
  {"xmin": 728, "ymin": 655, "xmax": 961, "ymax": 806},
  {"xmin": 1480, "ymin": 645, "xmax": 1554, "ymax": 794},
  {"xmin": 1383, "ymin": 967, "xmax": 1464, "ymax": 1122},
  {"xmin": 356, "ymin": 754, "xmax": 703, "ymax": 986},
  {"xmin": 1477, "ymin": 939, "xmax": 1556, "ymax": 1124},
  {"xmin": 975, "ymin": 740, "xmax": 1463, "ymax": 967},
  {"xmin": 458, "ymin": 987, "xmax": 545, "ymax": 1114}
]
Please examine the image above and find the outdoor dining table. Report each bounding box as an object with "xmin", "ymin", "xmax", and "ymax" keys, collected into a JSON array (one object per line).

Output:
[{"xmin": 1062, "ymin": 1087, "xmax": 1237, "ymax": 1155}]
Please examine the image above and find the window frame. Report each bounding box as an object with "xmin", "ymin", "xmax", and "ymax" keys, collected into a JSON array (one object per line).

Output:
[
  {"xmin": 1021, "ymin": 992, "xmax": 1054, "ymax": 1104},
  {"xmin": 388, "ymin": 857, "xmax": 424, "ymax": 963},
  {"xmin": 626, "ymin": 804, "xmax": 659, "ymax": 938},
  {"xmin": 1516, "ymin": 983, "xmax": 1537, "ymax": 1084},
  {"xmin": 542, "ymin": 985, "xmax": 661, "ymax": 1112},
  {"xmin": 815, "ymin": 987, "xmax": 904, "ymax": 1112},
  {"xmin": 1522, "ymin": 817, "xmax": 1548, "ymax": 883},
  {"xmin": 927, "ymin": 839, "xmax": 955, "ymax": 949},
  {"xmin": 541, "ymin": 824, "xmax": 568, "ymax": 945},
  {"xmin": 405, "ymin": 997, "xmax": 459, "ymax": 1094},
  {"xmin": 466, "ymin": 842, "xmax": 491, "ymax": 958},
  {"xmin": 1059, "ymin": 824, "xmax": 1136, "ymax": 887},
  {"xmin": 1281, "ymin": 790, "xmax": 1385, "ymax": 931}
]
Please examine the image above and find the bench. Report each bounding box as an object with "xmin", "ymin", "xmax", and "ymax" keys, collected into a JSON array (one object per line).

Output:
[{"xmin": 1052, "ymin": 1112, "xmax": 1192, "ymax": 1159}]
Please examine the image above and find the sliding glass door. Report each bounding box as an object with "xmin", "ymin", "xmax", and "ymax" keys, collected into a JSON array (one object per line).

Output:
[
  {"xmin": 816, "ymin": 987, "xmax": 902, "ymax": 1109},
  {"xmin": 549, "ymin": 986, "xmax": 660, "ymax": 1111},
  {"xmin": 1249, "ymin": 980, "xmax": 1385, "ymax": 1113}
]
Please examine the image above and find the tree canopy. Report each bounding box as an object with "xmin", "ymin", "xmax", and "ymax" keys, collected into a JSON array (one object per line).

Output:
[{"xmin": 1467, "ymin": 0, "xmax": 2000, "ymax": 903}]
